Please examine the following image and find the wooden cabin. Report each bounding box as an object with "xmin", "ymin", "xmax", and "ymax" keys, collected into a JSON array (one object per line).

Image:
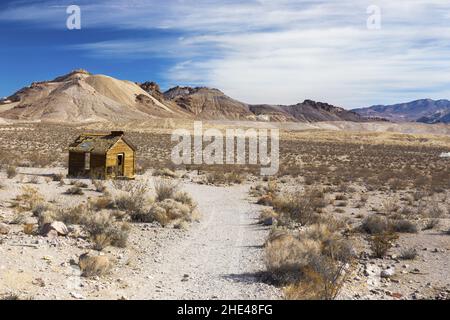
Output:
[{"xmin": 68, "ymin": 131, "xmax": 136, "ymax": 179}]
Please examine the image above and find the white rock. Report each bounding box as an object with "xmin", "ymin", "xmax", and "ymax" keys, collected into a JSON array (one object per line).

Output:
[{"xmin": 381, "ymin": 268, "xmax": 396, "ymax": 278}]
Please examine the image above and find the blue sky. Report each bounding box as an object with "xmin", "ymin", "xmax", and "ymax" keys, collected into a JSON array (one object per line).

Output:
[{"xmin": 1, "ymin": 0, "xmax": 450, "ymax": 108}]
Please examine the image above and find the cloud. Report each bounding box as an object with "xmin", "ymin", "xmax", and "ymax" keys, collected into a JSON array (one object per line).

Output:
[{"xmin": 2, "ymin": 0, "xmax": 450, "ymax": 107}]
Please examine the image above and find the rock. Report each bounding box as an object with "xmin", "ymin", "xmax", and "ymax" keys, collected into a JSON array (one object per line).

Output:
[
  {"xmin": 262, "ymin": 217, "xmax": 276, "ymax": 226},
  {"xmin": 41, "ymin": 221, "xmax": 68, "ymax": 236},
  {"xmin": 70, "ymin": 292, "xmax": 84, "ymax": 300},
  {"xmin": 381, "ymin": 268, "xmax": 396, "ymax": 279},
  {"xmin": 0, "ymin": 223, "xmax": 10, "ymax": 235}
]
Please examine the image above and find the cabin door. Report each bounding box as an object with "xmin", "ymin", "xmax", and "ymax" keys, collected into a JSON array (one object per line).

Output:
[{"xmin": 117, "ymin": 154, "xmax": 125, "ymax": 177}]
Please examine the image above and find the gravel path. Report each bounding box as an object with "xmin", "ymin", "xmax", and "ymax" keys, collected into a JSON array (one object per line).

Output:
[{"xmin": 125, "ymin": 182, "xmax": 281, "ymax": 300}]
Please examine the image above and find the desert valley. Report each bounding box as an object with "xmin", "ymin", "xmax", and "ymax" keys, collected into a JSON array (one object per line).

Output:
[{"xmin": 0, "ymin": 70, "xmax": 449, "ymax": 300}]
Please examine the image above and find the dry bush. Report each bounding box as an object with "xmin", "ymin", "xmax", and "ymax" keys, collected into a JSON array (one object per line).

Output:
[
  {"xmin": 205, "ymin": 171, "xmax": 244, "ymax": 185},
  {"xmin": 153, "ymin": 168, "xmax": 179, "ymax": 178},
  {"xmin": 369, "ymin": 232, "xmax": 398, "ymax": 258},
  {"xmin": 360, "ymin": 215, "xmax": 391, "ymax": 235},
  {"xmin": 84, "ymin": 211, "xmax": 130, "ymax": 250},
  {"xmin": 173, "ymin": 191, "xmax": 197, "ymax": 210},
  {"xmin": 423, "ymin": 219, "xmax": 440, "ymax": 231},
  {"xmin": 400, "ymin": 247, "xmax": 418, "ymax": 260},
  {"xmin": 28, "ymin": 176, "xmax": 40, "ymax": 184},
  {"xmin": 381, "ymin": 199, "xmax": 400, "ymax": 215},
  {"xmin": 426, "ymin": 204, "xmax": 445, "ymax": 219},
  {"xmin": 79, "ymin": 253, "xmax": 112, "ymax": 277},
  {"xmin": 6, "ymin": 166, "xmax": 17, "ymax": 179},
  {"xmin": 90, "ymin": 197, "xmax": 114, "ymax": 211},
  {"xmin": 273, "ymin": 188, "xmax": 326, "ymax": 225},
  {"xmin": 65, "ymin": 186, "xmax": 84, "ymax": 195},
  {"xmin": 392, "ymin": 219, "xmax": 418, "ymax": 234},
  {"xmin": 148, "ymin": 199, "xmax": 197, "ymax": 227},
  {"xmin": 266, "ymin": 223, "xmax": 353, "ymax": 300},
  {"xmin": 55, "ymin": 205, "xmax": 89, "ymax": 225},
  {"xmin": 13, "ymin": 186, "xmax": 44, "ymax": 212},
  {"xmin": 155, "ymin": 178, "xmax": 179, "ymax": 202},
  {"xmin": 51, "ymin": 173, "xmax": 64, "ymax": 182},
  {"xmin": 92, "ymin": 180, "xmax": 107, "ymax": 193}
]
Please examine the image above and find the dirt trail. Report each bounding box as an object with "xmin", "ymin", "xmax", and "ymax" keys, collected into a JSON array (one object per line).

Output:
[{"xmin": 124, "ymin": 183, "xmax": 281, "ymax": 300}]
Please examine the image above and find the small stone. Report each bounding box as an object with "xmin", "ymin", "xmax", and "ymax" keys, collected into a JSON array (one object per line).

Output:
[
  {"xmin": 381, "ymin": 268, "xmax": 396, "ymax": 279},
  {"xmin": 0, "ymin": 223, "xmax": 10, "ymax": 235},
  {"xmin": 70, "ymin": 292, "xmax": 84, "ymax": 300}
]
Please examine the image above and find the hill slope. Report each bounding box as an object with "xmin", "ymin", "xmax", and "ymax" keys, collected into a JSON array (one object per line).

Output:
[
  {"xmin": 354, "ymin": 99, "xmax": 450, "ymax": 124},
  {"xmin": 0, "ymin": 70, "xmax": 183, "ymax": 122}
]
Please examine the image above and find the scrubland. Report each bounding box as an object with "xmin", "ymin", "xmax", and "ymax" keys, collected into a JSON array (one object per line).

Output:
[{"xmin": 0, "ymin": 122, "xmax": 449, "ymax": 300}]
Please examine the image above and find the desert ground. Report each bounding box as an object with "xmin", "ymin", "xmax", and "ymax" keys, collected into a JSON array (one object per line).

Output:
[{"xmin": 0, "ymin": 121, "xmax": 449, "ymax": 300}]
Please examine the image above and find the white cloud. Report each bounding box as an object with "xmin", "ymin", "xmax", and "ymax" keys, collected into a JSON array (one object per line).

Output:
[{"xmin": 2, "ymin": 0, "xmax": 450, "ymax": 107}]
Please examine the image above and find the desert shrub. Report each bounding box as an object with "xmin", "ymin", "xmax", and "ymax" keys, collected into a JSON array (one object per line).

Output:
[
  {"xmin": 51, "ymin": 173, "xmax": 64, "ymax": 182},
  {"xmin": 13, "ymin": 186, "xmax": 44, "ymax": 212},
  {"xmin": 266, "ymin": 224, "xmax": 353, "ymax": 300},
  {"xmin": 381, "ymin": 199, "xmax": 400, "ymax": 215},
  {"xmin": 148, "ymin": 199, "xmax": 195, "ymax": 226},
  {"xmin": 84, "ymin": 211, "xmax": 130, "ymax": 250},
  {"xmin": 65, "ymin": 186, "xmax": 84, "ymax": 195},
  {"xmin": 6, "ymin": 166, "xmax": 17, "ymax": 179},
  {"xmin": 427, "ymin": 204, "xmax": 445, "ymax": 219},
  {"xmin": 360, "ymin": 215, "xmax": 391, "ymax": 235},
  {"xmin": 400, "ymin": 247, "xmax": 418, "ymax": 260},
  {"xmin": 392, "ymin": 219, "xmax": 418, "ymax": 234},
  {"xmin": 55, "ymin": 205, "xmax": 89, "ymax": 225},
  {"xmin": 173, "ymin": 191, "xmax": 197, "ymax": 210},
  {"xmin": 155, "ymin": 178, "xmax": 179, "ymax": 202},
  {"xmin": 115, "ymin": 193, "xmax": 144, "ymax": 213},
  {"xmin": 153, "ymin": 168, "xmax": 179, "ymax": 178},
  {"xmin": 335, "ymin": 194, "xmax": 347, "ymax": 201},
  {"xmin": 92, "ymin": 180, "xmax": 107, "ymax": 193},
  {"xmin": 32, "ymin": 203, "xmax": 49, "ymax": 217},
  {"xmin": 423, "ymin": 219, "xmax": 440, "ymax": 231},
  {"xmin": 28, "ymin": 176, "xmax": 40, "ymax": 184},
  {"xmin": 273, "ymin": 188, "xmax": 326, "ymax": 225},
  {"xmin": 79, "ymin": 253, "xmax": 112, "ymax": 277},
  {"xmin": 205, "ymin": 171, "xmax": 244, "ymax": 185},
  {"xmin": 90, "ymin": 197, "xmax": 114, "ymax": 211},
  {"xmin": 369, "ymin": 232, "xmax": 398, "ymax": 258}
]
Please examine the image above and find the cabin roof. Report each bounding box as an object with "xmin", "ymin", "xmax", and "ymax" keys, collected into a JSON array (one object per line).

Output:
[{"xmin": 69, "ymin": 131, "xmax": 136, "ymax": 155}]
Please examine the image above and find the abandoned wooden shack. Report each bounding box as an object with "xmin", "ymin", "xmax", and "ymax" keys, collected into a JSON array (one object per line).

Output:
[{"xmin": 68, "ymin": 131, "xmax": 136, "ymax": 179}]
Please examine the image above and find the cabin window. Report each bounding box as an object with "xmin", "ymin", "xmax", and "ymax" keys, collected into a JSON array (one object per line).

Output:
[{"xmin": 84, "ymin": 153, "xmax": 91, "ymax": 170}]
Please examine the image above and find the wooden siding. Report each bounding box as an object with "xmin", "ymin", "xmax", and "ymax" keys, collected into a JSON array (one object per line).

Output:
[
  {"xmin": 68, "ymin": 152, "xmax": 86, "ymax": 177},
  {"xmin": 105, "ymin": 139, "xmax": 135, "ymax": 178},
  {"xmin": 90, "ymin": 154, "xmax": 106, "ymax": 179}
]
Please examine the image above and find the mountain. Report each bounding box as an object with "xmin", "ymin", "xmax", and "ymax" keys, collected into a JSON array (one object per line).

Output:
[
  {"xmin": 354, "ymin": 99, "xmax": 450, "ymax": 124},
  {"xmin": 163, "ymin": 86, "xmax": 254, "ymax": 120},
  {"xmin": 0, "ymin": 69, "xmax": 189, "ymax": 122},
  {"xmin": 163, "ymin": 87, "xmax": 365, "ymax": 122},
  {"xmin": 0, "ymin": 69, "xmax": 371, "ymax": 123},
  {"xmin": 250, "ymin": 100, "xmax": 366, "ymax": 122}
]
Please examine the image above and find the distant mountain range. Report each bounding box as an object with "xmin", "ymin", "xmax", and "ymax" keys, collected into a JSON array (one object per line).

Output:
[
  {"xmin": 0, "ymin": 69, "xmax": 448, "ymax": 124},
  {"xmin": 353, "ymin": 99, "xmax": 450, "ymax": 124}
]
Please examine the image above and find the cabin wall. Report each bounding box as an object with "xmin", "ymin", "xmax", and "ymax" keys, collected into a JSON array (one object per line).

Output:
[
  {"xmin": 90, "ymin": 154, "xmax": 106, "ymax": 178},
  {"xmin": 68, "ymin": 152, "xmax": 86, "ymax": 177},
  {"xmin": 105, "ymin": 139, "xmax": 135, "ymax": 178}
]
